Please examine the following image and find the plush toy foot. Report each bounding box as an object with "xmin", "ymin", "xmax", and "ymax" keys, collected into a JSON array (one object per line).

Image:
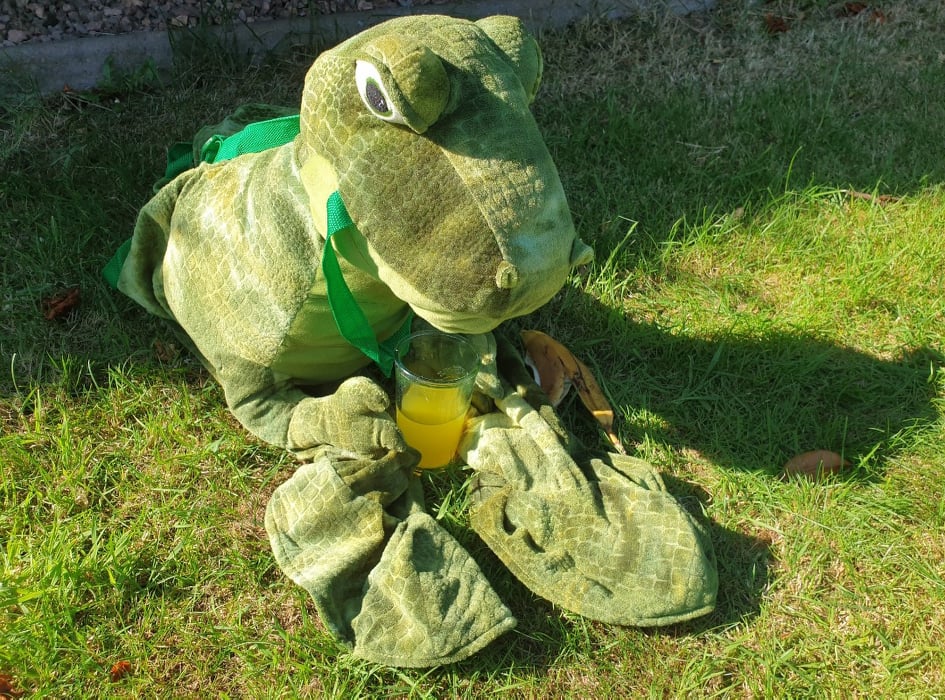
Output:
[
  {"xmin": 459, "ymin": 390, "xmax": 718, "ymax": 627},
  {"xmin": 264, "ymin": 447, "xmax": 516, "ymax": 667}
]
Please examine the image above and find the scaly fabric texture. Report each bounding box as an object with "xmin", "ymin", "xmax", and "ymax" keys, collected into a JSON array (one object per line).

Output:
[
  {"xmin": 114, "ymin": 14, "xmax": 717, "ymax": 667},
  {"xmin": 116, "ymin": 14, "xmax": 592, "ymax": 455},
  {"xmin": 265, "ymin": 447, "xmax": 516, "ymax": 667},
  {"xmin": 263, "ymin": 335, "xmax": 718, "ymax": 665},
  {"xmin": 459, "ymin": 346, "xmax": 718, "ymax": 626}
]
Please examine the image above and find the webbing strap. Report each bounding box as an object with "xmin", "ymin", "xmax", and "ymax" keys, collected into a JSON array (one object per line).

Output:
[
  {"xmin": 158, "ymin": 114, "xmax": 302, "ymax": 187},
  {"xmin": 202, "ymin": 114, "xmax": 301, "ymax": 164},
  {"xmin": 108, "ymin": 113, "xmax": 411, "ymax": 375},
  {"xmin": 106, "ymin": 114, "xmax": 303, "ymax": 288},
  {"xmin": 323, "ymin": 191, "xmax": 412, "ymax": 376},
  {"xmin": 162, "ymin": 141, "xmax": 194, "ymax": 185},
  {"xmin": 208, "ymin": 116, "xmax": 414, "ymax": 372}
]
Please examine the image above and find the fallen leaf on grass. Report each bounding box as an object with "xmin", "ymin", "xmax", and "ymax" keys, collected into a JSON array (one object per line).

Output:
[
  {"xmin": 764, "ymin": 13, "xmax": 790, "ymax": 34},
  {"xmin": 521, "ymin": 329, "xmax": 626, "ymax": 454},
  {"xmin": 837, "ymin": 2, "xmax": 886, "ymax": 24},
  {"xmin": 838, "ymin": 2, "xmax": 868, "ymax": 15},
  {"xmin": 109, "ymin": 660, "xmax": 132, "ymax": 682},
  {"xmin": 521, "ymin": 330, "xmax": 571, "ymax": 406},
  {"xmin": 0, "ymin": 673, "xmax": 24, "ymax": 698},
  {"xmin": 837, "ymin": 3, "xmax": 887, "ymax": 23},
  {"xmin": 153, "ymin": 339, "xmax": 181, "ymax": 363},
  {"xmin": 782, "ymin": 450, "xmax": 850, "ymax": 481},
  {"xmin": 41, "ymin": 286, "xmax": 80, "ymax": 320}
]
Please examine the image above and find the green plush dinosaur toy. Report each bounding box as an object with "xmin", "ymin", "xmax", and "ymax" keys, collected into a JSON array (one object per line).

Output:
[{"xmin": 113, "ymin": 14, "xmax": 717, "ymax": 668}]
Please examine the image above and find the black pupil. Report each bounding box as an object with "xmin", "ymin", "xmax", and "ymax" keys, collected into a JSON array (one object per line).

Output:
[{"xmin": 365, "ymin": 81, "xmax": 389, "ymax": 114}]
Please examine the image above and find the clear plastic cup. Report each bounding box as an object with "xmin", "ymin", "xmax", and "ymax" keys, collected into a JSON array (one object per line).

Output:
[{"xmin": 394, "ymin": 330, "xmax": 480, "ymax": 469}]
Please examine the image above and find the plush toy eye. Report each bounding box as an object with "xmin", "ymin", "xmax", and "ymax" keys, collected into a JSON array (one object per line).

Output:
[{"xmin": 355, "ymin": 60, "xmax": 408, "ymax": 125}]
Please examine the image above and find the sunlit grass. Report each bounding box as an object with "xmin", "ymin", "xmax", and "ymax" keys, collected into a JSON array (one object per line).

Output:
[{"xmin": 3, "ymin": 1, "xmax": 945, "ymax": 697}]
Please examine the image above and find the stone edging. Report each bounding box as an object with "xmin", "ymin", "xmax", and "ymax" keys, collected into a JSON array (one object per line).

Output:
[{"xmin": 0, "ymin": 0, "xmax": 714, "ymax": 95}]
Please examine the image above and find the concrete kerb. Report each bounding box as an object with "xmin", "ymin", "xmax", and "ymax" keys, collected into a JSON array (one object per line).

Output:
[{"xmin": 0, "ymin": 0, "xmax": 714, "ymax": 96}]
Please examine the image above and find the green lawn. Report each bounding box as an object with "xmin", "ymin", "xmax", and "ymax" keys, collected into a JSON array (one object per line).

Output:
[{"xmin": 2, "ymin": 2, "xmax": 944, "ymax": 697}]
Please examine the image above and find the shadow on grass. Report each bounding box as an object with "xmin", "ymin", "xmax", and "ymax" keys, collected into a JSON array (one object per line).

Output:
[
  {"xmin": 530, "ymin": 291, "xmax": 943, "ymax": 476},
  {"xmin": 4, "ymin": 9, "xmax": 944, "ymax": 682},
  {"xmin": 415, "ymin": 453, "xmax": 771, "ymax": 676},
  {"xmin": 405, "ymin": 296, "xmax": 940, "ymax": 673},
  {"xmin": 525, "ymin": 12, "xmax": 945, "ymax": 479},
  {"xmin": 538, "ymin": 14, "xmax": 945, "ymax": 257},
  {"xmin": 659, "ymin": 474, "xmax": 772, "ymax": 634}
]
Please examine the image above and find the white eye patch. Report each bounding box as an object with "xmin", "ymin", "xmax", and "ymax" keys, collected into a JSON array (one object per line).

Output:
[{"xmin": 355, "ymin": 60, "xmax": 408, "ymax": 126}]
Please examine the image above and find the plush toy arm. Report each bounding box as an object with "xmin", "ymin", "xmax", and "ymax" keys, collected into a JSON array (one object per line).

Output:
[
  {"xmin": 458, "ymin": 339, "xmax": 718, "ymax": 627},
  {"xmin": 265, "ymin": 447, "xmax": 516, "ymax": 667},
  {"xmin": 286, "ymin": 376, "xmax": 407, "ymax": 457},
  {"xmin": 218, "ymin": 358, "xmax": 406, "ymax": 458}
]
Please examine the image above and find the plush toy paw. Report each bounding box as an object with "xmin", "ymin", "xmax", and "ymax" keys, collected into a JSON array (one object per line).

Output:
[
  {"xmin": 265, "ymin": 448, "xmax": 516, "ymax": 668},
  {"xmin": 287, "ymin": 376, "xmax": 409, "ymax": 458},
  {"xmin": 458, "ymin": 390, "xmax": 718, "ymax": 627},
  {"xmin": 466, "ymin": 332, "xmax": 502, "ymax": 400}
]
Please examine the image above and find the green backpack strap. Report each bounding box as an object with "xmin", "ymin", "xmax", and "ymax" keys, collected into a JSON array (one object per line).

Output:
[
  {"xmin": 201, "ymin": 114, "xmax": 301, "ymax": 164},
  {"xmin": 154, "ymin": 141, "xmax": 195, "ymax": 190},
  {"xmin": 323, "ymin": 191, "xmax": 413, "ymax": 377},
  {"xmin": 106, "ymin": 113, "xmax": 411, "ymax": 376},
  {"xmin": 101, "ymin": 238, "xmax": 133, "ymax": 289}
]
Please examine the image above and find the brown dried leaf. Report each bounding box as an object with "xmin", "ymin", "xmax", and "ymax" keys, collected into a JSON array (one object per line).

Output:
[
  {"xmin": 764, "ymin": 13, "xmax": 790, "ymax": 34},
  {"xmin": 521, "ymin": 329, "xmax": 575, "ymax": 406},
  {"xmin": 109, "ymin": 660, "xmax": 132, "ymax": 682},
  {"xmin": 153, "ymin": 339, "xmax": 180, "ymax": 363},
  {"xmin": 570, "ymin": 354, "xmax": 627, "ymax": 454},
  {"xmin": 838, "ymin": 2, "xmax": 868, "ymax": 16},
  {"xmin": 782, "ymin": 450, "xmax": 850, "ymax": 481},
  {"xmin": 0, "ymin": 673, "xmax": 24, "ymax": 698},
  {"xmin": 521, "ymin": 330, "xmax": 626, "ymax": 454},
  {"xmin": 843, "ymin": 189, "xmax": 899, "ymax": 205},
  {"xmin": 837, "ymin": 4, "xmax": 887, "ymax": 22},
  {"xmin": 41, "ymin": 286, "xmax": 80, "ymax": 320}
]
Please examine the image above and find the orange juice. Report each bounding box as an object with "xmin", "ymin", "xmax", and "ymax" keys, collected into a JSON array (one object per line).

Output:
[{"xmin": 396, "ymin": 382, "xmax": 468, "ymax": 468}]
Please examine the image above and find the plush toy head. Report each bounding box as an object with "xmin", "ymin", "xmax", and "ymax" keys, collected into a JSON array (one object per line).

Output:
[{"xmin": 295, "ymin": 15, "xmax": 593, "ymax": 335}]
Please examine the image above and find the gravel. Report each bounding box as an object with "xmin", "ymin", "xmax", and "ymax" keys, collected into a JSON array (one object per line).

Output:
[{"xmin": 1, "ymin": 0, "xmax": 452, "ymax": 46}]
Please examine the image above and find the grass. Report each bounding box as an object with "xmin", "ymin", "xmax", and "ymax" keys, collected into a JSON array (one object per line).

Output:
[{"xmin": 2, "ymin": 1, "xmax": 945, "ymax": 696}]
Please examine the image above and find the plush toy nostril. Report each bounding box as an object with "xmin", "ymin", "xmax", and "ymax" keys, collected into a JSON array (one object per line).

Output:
[{"xmin": 495, "ymin": 261, "xmax": 520, "ymax": 290}]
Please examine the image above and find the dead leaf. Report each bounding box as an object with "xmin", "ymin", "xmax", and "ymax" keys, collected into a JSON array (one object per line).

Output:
[
  {"xmin": 521, "ymin": 330, "xmax": 626, "ymax": 454},
  {"xmin": 521, "ymin": 330, "xmax": 573, "ymax": 406},
  {"xmin": 764, "ymin": 13, "xmax": 790, "ymax": 34},
  {"xmin": 153, "ymin": 339, "xmax": 180, "ymax": 363},
  {"xmin": 109, "ymin": 660, "xmax": 132, "ymax": 682},
  {"xmin": 837, "ymin": 4, "xmax": 887, "ymax": 22},
  {"xmin": 41, "ymin": 286, "xmax": 80, "ymax": 320},
  {"xmin": 0, "ymin": 673, "xmax": 24, "ymax": 698},
  {"xmin": 782, "ymin": 450, "xmax": 850, "ymax": 481},
  {"xmin": 838, "ymin": 2, "xmax": 868, "ymax": 16},
  {"xmin": 570, "ymin": 354, "xmax": 627, "ymax": 454}
]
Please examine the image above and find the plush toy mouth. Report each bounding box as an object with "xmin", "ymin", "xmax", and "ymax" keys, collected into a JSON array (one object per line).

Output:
[
  {"xmin": 405, "ymin": 281, "xmax": 560, "ymax": 335},
  {"xmin": 419, "ymin": 311, "xmax": 503, "ymax": 336}
]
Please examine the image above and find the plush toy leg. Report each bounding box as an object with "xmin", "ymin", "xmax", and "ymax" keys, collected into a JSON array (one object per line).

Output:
[
  {"xmin": 458, "ymin": 340, "xmax": 718, "ymax": 627},
  {"xmin": 264, "ymin": 447, "xmax": 516, "ymax": 667}
]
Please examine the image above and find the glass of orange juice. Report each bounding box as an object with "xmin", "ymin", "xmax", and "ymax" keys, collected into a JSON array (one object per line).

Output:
[{"xmin": 394, "ymin": 330, "xmax": 480, "ymax": 469}]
